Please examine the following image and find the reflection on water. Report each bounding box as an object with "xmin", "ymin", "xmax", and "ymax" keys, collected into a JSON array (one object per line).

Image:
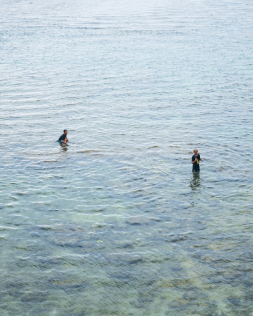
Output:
[
  {"xmin": 1, "ymin": 0, "xmax": 253, "ymax": 314},
  {"xmin": 190, "ymin": 172, "xmax": 201, "ymax": 191},
  {"xmin": 61, "ymin": 145, "xmax": 68, "ymax": 152}
]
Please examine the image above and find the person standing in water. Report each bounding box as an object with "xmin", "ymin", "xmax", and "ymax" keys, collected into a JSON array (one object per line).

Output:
[
  {"xmin": 58, "ymin": 129, "xmax": 68, "ymax": 144},
  {"xmin": 192, "ymin": 149, "xmax": 203, "ymax": 172}
]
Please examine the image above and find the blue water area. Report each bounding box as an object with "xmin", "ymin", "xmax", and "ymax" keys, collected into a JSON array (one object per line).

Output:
[{"xmin": 0, "ymin": 0, "xmax": 253, "ymax": 315}]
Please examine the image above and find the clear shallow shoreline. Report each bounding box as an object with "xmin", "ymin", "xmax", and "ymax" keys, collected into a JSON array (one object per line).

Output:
[{"xmin": 1, "ymin": 0, "xmax": 253, "ymax": 314}]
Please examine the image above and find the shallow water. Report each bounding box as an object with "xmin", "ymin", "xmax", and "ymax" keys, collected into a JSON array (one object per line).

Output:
[{"xmin": 1, "ymin": 0, "xmax": 253, "ymax": 315}]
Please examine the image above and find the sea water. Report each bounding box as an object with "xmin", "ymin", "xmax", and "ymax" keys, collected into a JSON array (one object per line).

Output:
[{"xmin": 1, "ymin": 0, "xmax": 253, "ymax": 315}]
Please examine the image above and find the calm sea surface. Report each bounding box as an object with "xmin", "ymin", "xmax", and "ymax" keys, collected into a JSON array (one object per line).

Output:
[{"xmin": 1, "ymin": 0, "xmax": 253, "ymax": 315}]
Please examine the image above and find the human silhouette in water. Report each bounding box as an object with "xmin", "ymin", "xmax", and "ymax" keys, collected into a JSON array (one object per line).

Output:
[
  {"xmin": 192, "ymin": 148, "xmax": 203, "ymax": 172},
  {"xmin": 58, "ymin": 129, "xmax": 68, "ymax": 144}
]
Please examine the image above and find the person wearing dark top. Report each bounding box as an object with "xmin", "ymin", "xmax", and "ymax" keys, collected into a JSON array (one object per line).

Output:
[
  {"xmin": 192, "ymin": 148, "xmax": 203, "ymax": 172},
  {"xmin": 58, "ymin": 129, "xmax": 68, "ymax": 144}
]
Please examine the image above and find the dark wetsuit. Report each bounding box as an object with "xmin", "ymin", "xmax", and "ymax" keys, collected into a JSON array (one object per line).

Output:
[
  {"xmin": 192, "ymin": 154, "xmax": 201, "ymax": 172},
  {"xmin": 58, "ymin": 134, "xmax": 67, "ymax": 143}
]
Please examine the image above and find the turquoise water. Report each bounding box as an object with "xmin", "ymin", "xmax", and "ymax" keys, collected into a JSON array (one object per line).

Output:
[{"xmin": 1, "ymin": 0, "xmax": 253, "ymax": 315}]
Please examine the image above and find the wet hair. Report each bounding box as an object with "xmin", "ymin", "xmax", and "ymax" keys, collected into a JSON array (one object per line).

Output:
[
  {"xmin": 193, "ymin": 148, "xmax": 198, "ymax": 152},
  {"xmin": 64, "ymin": 129, "xmax": 67, "ymax": 133}
]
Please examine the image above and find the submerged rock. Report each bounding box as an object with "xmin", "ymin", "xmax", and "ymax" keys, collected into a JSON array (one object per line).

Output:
[
  {"xmin": 49, "ymin": 277, "xmax": 88, "ymax": 292},
  {"xmin": 183, "ymin": 290, "xmax": 197, "ymax": 300},
  {"xmin": 5, "ymin": 280, "xmax": 28, "ymax": 298},
  {"xmin": 47, "ymin": 233, "xmax": 81, "ymax": 247},
  {"xmin": 35, "ymin": 223, "xmax": 84, "ymax": 233},
  {"xmin": 110, "ymin": 271, "xmax": 131, "ymax": 280},
  {"xmin": 113, "ymin": 240, "xmax": 135, "ymax": 249},
  {"xmin": 106, "ymin": 253, "xmax": 142, "ymax": 263},
  {"xmin": 138, "ymin": 290, "xmax": 153, "ymax": 303},
  {"xmin": 170, "ymin": 298, "xmax": 190, "ymax": 308},
  {"xmin": 125, "ymin": 216, "xmax": 161, "ymax": 225},
  {"xmin": 39, "ymin": 255, "xmax": 63, "ymax": 265},
  {"xmin": 21, "ymin": 291, "xmax": 48, "ymax": 302}
]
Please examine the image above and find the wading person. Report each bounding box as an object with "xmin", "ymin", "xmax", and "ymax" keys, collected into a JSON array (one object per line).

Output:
[
  {"xmin": 58, "ymin": 129, "xmax": 68, "ymax": 144},
  {"xmin": 192, "ymin": 148, "xmax": 203, "ymax": 172}
]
